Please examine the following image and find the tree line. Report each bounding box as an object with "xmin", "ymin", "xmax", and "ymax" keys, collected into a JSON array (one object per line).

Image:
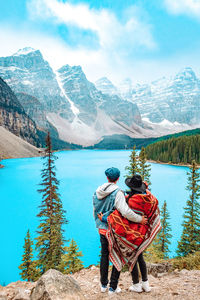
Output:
[{"xmin": 145, "ymin": 134, "xmax": 200, "ymax": 164}]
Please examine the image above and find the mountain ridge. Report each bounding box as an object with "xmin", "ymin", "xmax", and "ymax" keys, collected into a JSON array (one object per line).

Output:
[{"xmin": 0, "ymin": 48, "xmax": 200, "ymax": 146}]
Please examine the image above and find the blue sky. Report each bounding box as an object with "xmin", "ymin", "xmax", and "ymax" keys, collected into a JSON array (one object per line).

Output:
[{"xmin": 1, "ymin": 0, "xmax": 200, "ymax": 84}]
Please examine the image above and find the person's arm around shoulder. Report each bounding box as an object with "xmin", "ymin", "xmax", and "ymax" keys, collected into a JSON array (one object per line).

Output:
[{"xmin": 115, "ymin": 190, "xmax": 147, "ymax": 224}]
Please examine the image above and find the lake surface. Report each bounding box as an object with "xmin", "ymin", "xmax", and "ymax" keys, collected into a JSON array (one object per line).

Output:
[{"xmin": 0, "ymin": 150, "xmax": 189, "ymax": 284}]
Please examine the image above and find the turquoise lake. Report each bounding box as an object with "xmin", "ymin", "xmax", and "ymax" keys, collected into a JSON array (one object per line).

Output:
[{"xmin": 0, "ymin": 150, "xmax": 189, "ymax": 284}]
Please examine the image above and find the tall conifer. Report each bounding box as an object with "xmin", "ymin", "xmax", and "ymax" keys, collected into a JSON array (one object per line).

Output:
[
  {"xmin": 35, "ymin": 132, "xmax": 67, "ymax": 273},
  {"xmin": 138, "ymin": 147, "xmax": 151, "ymax": 186},
  {"xmin": 177, "ymin": 160, "xmax": 200, "ymax": 256},
  {"xmin": 59, "ymin": 239, "xmax": 83, "ymax": 274},
  {"xmin": 155, "ymin": 200, "xmax": 172, "ymax": 258},
  {"xmin": 19, "ymin": 230, "xmax": 40, "ymax": 281},
  {"xmin": 125, "ymin": 145, "xmax": 139, "ymax": 177}
]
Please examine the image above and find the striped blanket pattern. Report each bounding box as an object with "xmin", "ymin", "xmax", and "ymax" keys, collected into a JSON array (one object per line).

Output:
[{"xmin": 106, "ymin": 190, "xmax": 161, "ymax": 271}]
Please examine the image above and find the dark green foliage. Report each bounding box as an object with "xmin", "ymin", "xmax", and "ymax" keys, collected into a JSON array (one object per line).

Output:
[
  {"xmin": 59, "ymin": 239, "xmax": 83, "ymax": 274},
  {"xmin": 145, "ymin": 135, "xmax": 200, "ymax": 164},
  {"xmin": 125, "ymin": 145, "xmax": 139, "ymax": 177},
  {"xmin": 87, "ymin": 134, "xmax": 157, "ymax": 150},
  {"xmin": 177, "ymin": 160, "xmax": 200, "ymax": 256},
  {"xmin": 138, "ymin": 147, "xmax": 151, "ymax": 186},
  {"xmin": 156, "ymin": 128, "xmax": 200, "ymax": 142},
  {"xmin": 155, "ymin": 201, "xmax": 172, "ymax": 259},
  {"xmin": 18, "ymin": 230, "xmax": 40, "ymax": 281},
  {"xmin": 35, "ymin": 132, "xmax": 68, "ymax": 273}
]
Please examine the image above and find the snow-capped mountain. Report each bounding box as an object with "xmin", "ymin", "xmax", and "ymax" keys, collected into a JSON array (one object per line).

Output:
[
  {"xmin": 95, "ymin": 68, "xmax": 200, "ymax": 128},
  {"xmin": 132, "ymin": 67, "xmax": 200, "ymax": 125},
  {"xmin": 0, "ymin": 48, "xmax": 148, "ymax": 146},
  {"xmin": 48, "ymin": 64, "xmax": 144, "ymax": 145},
  {"xmin": 95, "ymin": 77, "xmax": 118, "ymax": 95},
  {"xmin": 0, "ymin": 48, "xmax": 74, "ymax": 121}
]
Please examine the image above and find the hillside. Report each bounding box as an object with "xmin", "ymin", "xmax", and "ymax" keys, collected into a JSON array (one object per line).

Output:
[
  {"xmin": 0, "ymin": 77, "xmax": 42, "ymax": 147},
  {"xmin": 0, "ymin": 126, "xmax": 40, "ymax": 159}
]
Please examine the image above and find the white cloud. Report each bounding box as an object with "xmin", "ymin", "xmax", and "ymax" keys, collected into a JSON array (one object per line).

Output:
[
  {"xmin": 27, "ymin": 0, "xmax": 156, "ymax": 51},
  {"xmin": 1, "ymin": 24, "xmax": 200, "ymax": 86},
  {"xmin": 164, "ymin": 0, "xmax": 200, "ymax": 18},
  {"xmin": 0, "ymin": 25, "xmax": 127, "ymax": 83}
]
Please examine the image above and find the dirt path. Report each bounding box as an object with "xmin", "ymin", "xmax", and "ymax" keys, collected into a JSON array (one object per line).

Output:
[{"xmin": 71, "ymin": 267, "xmax": 200, "ymax": 300}]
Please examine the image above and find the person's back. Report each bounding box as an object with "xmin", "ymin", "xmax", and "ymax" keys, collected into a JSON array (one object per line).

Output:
[
  {"xmin": 93, "ymin": 183, "xmax": 120, "ymax": 230},
  {"xmin": 107, "ymin": 174, "xmax": 161, "ymax": 293},
  {"xmin": 93, "ymin": 168, "xmax": 147, "ymax": 295}
]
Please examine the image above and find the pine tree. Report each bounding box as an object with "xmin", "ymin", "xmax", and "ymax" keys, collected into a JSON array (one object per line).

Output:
[
  {"xmin": 177, "ymin": 160, "xmax": 200, "ymax": 256},
  {"xmin": 19, "ymin": 230, "xmax": 40, "ymax": 281},
  {"xmin": 125, "ymin": 145, "xmax": 139, "ymax": 177},
  {"xmin": 138, "ymin": 147, "xmax": 151, "ymax": 186},
  {"xmin": 59, "ymin": 239, "xmax": 83, "ymax": 274},
  {"xmin": 35, "ymin": 132, "xmax": 67, "ymax": 273},
  {"xmin": 155, "ymin": 200, "xmax": 172, "ymax": 259}
]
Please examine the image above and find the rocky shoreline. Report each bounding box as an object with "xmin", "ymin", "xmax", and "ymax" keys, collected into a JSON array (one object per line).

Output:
[{"xmin": 0, "ymin": 265, "xmax": 200, "ymax": 300}]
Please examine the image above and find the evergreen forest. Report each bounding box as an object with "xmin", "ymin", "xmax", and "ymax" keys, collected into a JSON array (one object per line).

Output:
[{"xmin": 145, "ymin": 134, "xmax": 200, "ymax": 164}]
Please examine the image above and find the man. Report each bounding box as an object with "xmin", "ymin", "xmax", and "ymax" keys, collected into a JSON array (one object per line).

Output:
[{"xmin": 93, "ymin": 167, "xmax": 147, "ymax": 295}]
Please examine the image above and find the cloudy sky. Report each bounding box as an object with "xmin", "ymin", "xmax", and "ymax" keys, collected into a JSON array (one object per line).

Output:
[{"xmin": 1, "ymin": 0, "xmax": 200, "ymax": 84}]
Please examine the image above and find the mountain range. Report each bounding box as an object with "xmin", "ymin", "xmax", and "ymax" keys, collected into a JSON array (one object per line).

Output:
[
  {"xmin": 95, "ymin": 68, "xmax": 200, "ymax": 127},
  {"xmin": 0, "ymin": 47, "xmax": 199, "ymax": 148}
]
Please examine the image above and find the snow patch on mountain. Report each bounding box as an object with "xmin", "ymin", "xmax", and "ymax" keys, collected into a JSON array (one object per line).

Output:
[
  {"xmin": 13, "ymin": 47, "xmax": 37, "ymax": 56},
  {"xmin": 55, "ymin": 71, "xmax": 80, "ymax": 115},
  {"xmin": 95, "ymin": 77, "xmax": 118, "ymax": 96},
  {"xmin": 142, "ymin": 117, "xmax": 199, "ymax": 135}
]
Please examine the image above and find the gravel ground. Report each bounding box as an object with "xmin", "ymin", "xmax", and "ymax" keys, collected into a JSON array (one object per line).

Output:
[{"xmin": 71, "ymin": 266, "xmax": 200, "ymax": 300}]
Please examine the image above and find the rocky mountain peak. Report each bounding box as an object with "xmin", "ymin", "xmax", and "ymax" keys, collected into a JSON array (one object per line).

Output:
[
  {"xmin": 58, "ymin": 64, "xmax": 87, "ymax": 82},
  {"xmin": 175, "ymin": 67, "xmax": 197, "ymax": 81},
  {"xmin": 95, "ymin": 77, "xmax": 118, "ymax": 95},
  {"xmin": 13, "ymin": 47, "xmax": 38, "ymax": 56},
  {"xmin": 0, "ymin": 48, "xmax": 48, "ymax": 71}
]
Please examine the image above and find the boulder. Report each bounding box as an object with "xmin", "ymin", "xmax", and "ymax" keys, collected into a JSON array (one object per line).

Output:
[
  {"xmin": 30, "ymin": 269, "xmax": 85, "ymax": 300},
  {"xmin": 0, "ymin": 293, "xmax": 8, "ymax": 300},
  {"xmin": 13, "ymin": 289, "xmax": 31, "ymax": 300},
  {"xmin": 147, "ymin": 262, "xmax": 172, "ymax": 277}
]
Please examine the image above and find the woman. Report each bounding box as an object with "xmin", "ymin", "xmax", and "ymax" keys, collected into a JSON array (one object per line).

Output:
[{"xmin": 125, "ymin": 175, "xmax": 151, "ymax": 293}]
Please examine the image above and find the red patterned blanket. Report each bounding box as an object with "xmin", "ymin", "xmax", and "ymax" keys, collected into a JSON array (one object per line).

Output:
[{"xmin": 106, "ymin": 190, "xmax": 161, "ymax": 271}]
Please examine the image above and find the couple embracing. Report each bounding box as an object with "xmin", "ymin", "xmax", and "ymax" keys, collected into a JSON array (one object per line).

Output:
[{"xmin": 93, "ymin": 167, "xmax": 161, "ymax": 295}]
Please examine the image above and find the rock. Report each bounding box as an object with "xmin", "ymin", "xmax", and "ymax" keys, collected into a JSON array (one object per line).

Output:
[
  {"xmin": 157, "ymin": 272, "xmax": 169, "ymax": 278},
  {"xmin": 30, "ymin": 269, "xmax": 85, "ymax": 300},
  {"xmin": 0, "ymin": 292, "xmax": 8, "ymax": 300},
  {"xmin": 147, "ymin": 262, "xmax": 172, "ymax": 277},
  {"xmin": 90, "ymin": 266, "xmax": 97, "ymax": 270},
  {"xmin": 14, "ymin": 289, "xmax": 31, "ymax": 300},
  {"xmin": 180, "ymin": 269, "xmax": 189, "ymax": 275}
]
